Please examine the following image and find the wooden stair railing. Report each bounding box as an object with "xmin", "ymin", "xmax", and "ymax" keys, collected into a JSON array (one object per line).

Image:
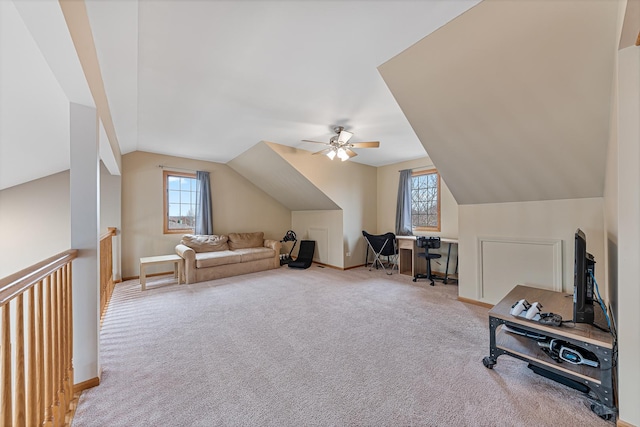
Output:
[
  {"xmin": 100, "ymin": 227, "xmax": 117, "ymax": 322},
  {"xmin": 0, "ymin": 249, "xmax": 78, "ymax": 426}
]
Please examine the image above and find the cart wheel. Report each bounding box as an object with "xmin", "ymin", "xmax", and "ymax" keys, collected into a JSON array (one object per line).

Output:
[
  {"xmin": 482, "ymin": 356, "xmax": 496, "ymax": 369},
  {"xmin": 590, "ymin": 401, "xmax": 615, "ymax": 420}
]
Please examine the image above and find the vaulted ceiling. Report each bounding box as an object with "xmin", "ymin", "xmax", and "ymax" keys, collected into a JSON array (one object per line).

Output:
[
  {"xmin": 84, "ymin": 0, "xmax": 480, "ymax": 167},
  {"xmin": 228, "ymin": 142, "xmax": 339, "ymax": 211},
  {"xmin": 1, "ymin": 0, "xmax": 626, "ymax": 208}
]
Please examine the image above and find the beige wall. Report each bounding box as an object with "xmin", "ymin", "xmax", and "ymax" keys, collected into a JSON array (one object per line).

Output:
[
  {"xmin": 121, "ymin": 151, "xmax": 291, "ymax": 278},
  {"xmin": 100, "ymin": 161, "xmax": 122, "ymax": 281},
  {"xmin": 604, "ymin": 19, "xmax": 620, "ymax": 325},
  {"xmin": 291, "ymin": 210, "xmax": 343, "ymax": 267},
  {"xmin": 376, "ymin": 157, "xmax": 459, "ymax": 274},
  {"xmin": 376, "ymin": 156, "xmax": 458, "ymax": 238},
  {"xmin": 267, "ymin": 143, "xmax": 377, "ymax": 269},
  {"xmin": 458, "ymin": 197, "xmax": 605, "ymax": 304},
  {"xmin": 0, "ymin": 171, "xmax": 71, "ymax": 278}
]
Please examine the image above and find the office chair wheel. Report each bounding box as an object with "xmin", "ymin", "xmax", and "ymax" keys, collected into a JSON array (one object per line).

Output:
[
  {"xmin": 430, "ymin": 280, "xmax": 435, "ymax": 286},
  {"xmin": 412, "ymin": 277, "xmax": 417, "ymax": 282},
  {"xmin": 482, "ymin": 356, "xmax": 496, "ymax": 369}
]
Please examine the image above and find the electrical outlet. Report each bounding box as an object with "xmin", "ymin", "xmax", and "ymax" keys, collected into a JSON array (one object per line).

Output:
[{"xmin": 346, "ymin": 252, "xmax": 351, "ymax": 257}]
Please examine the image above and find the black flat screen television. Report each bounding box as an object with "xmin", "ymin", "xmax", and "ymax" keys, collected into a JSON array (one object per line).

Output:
[{"xmin": 573, "ymin": 229, "xmax": 595, "ymax": 324}]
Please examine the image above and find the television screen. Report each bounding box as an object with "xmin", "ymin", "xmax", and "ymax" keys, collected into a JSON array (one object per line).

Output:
[{"xmin": 573, "ymin": 229, "xmax": 594, "ymax": 324}]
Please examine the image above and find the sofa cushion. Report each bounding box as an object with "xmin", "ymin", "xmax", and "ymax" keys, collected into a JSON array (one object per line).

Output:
[
  {"xmin": 234, "ymin": 247, "xmax": 275, "ymax": 263},
  {"xmin": 195, "ymin": 250, "xmax": 241, "ymax": 268},
  {"xmin": 227, "ymin": 232, "xmax": 264, "ymax": 250},
  {"xmin": 182, "ymin": 234, "xmax": 229, "ymax": 253}
]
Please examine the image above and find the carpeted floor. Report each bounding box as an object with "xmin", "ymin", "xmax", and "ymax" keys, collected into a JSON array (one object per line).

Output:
[{"xmin": 72, "ymin": 266, "xmax": 610, "ymax": 426}]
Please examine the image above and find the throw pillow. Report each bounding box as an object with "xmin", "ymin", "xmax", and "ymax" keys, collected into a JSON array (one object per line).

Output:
[
  {"xmin": 181, "ymin": 234, "xmax": 229, "ymax": 253},
  {"xmin": 227, "ymin": 232, "xmax": 264, "ymax": 250}
]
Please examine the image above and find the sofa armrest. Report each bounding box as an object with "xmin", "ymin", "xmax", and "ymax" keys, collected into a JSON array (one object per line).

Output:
[
  {"xmin": 175, "ymin": 244, "xmax": 196, "ymax": 284},
  {"xmin": 263, "ymin": 239, "xmax": 281, "ymax": 251},
  {"xmin": 264, "ymin": 239, "xmax": 282, "ymax": 268}
]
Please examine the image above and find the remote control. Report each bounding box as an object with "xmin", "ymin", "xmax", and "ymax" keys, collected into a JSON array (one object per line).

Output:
[{"xmin": 538, "ymin": 312, "xmax": 563, "ymax": 326}]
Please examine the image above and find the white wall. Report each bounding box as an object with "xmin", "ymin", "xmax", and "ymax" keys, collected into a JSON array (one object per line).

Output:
[
  {"xmin": 0, "ymin": 171, "xmax": 71, "ymax": 278},
  {"xmin": 458, "ymin": 198, "xmax": 604, "ymax": 304},
  {"xmin": 70, "ymin": 102, "xmax": 100, "ymax": 384},
  {"xmin": 291, "ymin": 210, "xmax": 343, "ymax": 267},
  {"xmin": 615, "ymin": 43, "xmax": 640, "ymax": 427}
]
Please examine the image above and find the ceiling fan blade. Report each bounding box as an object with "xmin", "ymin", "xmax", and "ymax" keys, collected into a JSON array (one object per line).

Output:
[
  {"xmin": 350, "ymin": 141, "xmax": 380, "ymax": 148},
  {"xmin": 337, "ymin": 130, "xmax": 353, "ymax": 144},
  {"xmin": 313, "ymin": 148, "xmax": 333, "ymax": 155},
  {"xmin": 302, "ymin": 139, "xmax": 328, "ymax": 144},
  {"xmin": 345, "ymin": 148, "xmax": 358, "ymax": 158}
]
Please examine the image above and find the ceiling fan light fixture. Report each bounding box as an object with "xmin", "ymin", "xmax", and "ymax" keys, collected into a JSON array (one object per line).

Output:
[
  {"xmin": 337, "ymin": 130, "xmax": 353, "ymax": 143},
  {"xmin": 305, "ymin": 125, "xmax": 379, "ymax": 162},
  {"xmin": 337, "ymin": 147, "xmax": 349, "ymax": 161}
]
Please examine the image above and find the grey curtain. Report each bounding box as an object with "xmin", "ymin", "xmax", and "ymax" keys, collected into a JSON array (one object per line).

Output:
[
  {"xmin": 395, "ymin": 169, "xmax": 412, "ymax": 235},
  {"xmin": 195, "ymin": 171, "xmax": 213, "ymax": 235}
]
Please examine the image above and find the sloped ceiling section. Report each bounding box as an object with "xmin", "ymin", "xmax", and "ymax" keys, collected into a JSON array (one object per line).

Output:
[
  {"xmin": 619, "ymin": 0, "xmax": 640, "ymax": 49},
  {"xmin": 379, "ymin": 0, "xmax": 619, "ymax": 205},
  {"xmin": 227, "ymin": 141, "xmax": 340, "ymax": 211},
  {"xmin": 0, "ymin": 1, "xmax": 77, "ymax": 190}
]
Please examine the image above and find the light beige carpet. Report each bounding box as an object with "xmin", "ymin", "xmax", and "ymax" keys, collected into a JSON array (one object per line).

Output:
[{"xmin": 73, "ymin": 266, "xmax": 610, "ymax": 426}]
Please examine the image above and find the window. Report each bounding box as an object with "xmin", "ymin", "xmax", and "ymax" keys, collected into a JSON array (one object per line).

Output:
[
  {"xmin": 411, "ymin": 169, "xmax": 441, "ymax": 232},
  {"xmin": 163, "ymin": 171, "xmax": 197, "ymax": 234}
]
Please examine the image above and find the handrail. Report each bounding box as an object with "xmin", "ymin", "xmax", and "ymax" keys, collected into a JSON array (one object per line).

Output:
[
  {"xmin": 1, "ymin": 249, "xmax": 77, "ymax": 425},
  {"xmin": 100, "ymin": 227, "xmax": 117, "ymax": 322},
  {"xmin": 0, "ymin": 249, "xmax": 78, "ymax": 306},
  {"xmin": 99, "ymin": 226, "xmax": 117, "ymax": 241}
]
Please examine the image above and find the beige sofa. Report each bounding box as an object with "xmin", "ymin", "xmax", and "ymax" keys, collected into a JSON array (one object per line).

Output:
[{"xmin": 175, "ymin": 232, "xmax": 281, "ymax": 284}]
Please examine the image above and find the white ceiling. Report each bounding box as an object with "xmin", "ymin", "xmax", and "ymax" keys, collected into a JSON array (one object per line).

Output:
[
  {"xmin": 0, "ymin": 0, "xmax": 91, "ymax": 190},
  {"xmin": 85, "ymin": 0, "xmax": 481, "ymax": 167}
]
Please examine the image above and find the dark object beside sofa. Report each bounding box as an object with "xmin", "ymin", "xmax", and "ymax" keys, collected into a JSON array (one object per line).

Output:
[{"xmin": 288, "ymin": 240, "xmax": 315, "ymax": 269}]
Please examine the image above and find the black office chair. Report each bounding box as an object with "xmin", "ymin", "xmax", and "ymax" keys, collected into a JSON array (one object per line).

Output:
[
  {"xmin": 413, "ymin": 237, "xmax": 442, "ymax": 286},
  {"xmin": 288, "ymin": 240, "xmax": 315, "ymax": 269},
  {"xmin": 362, "ymin": 231, "xmax": 398, "ymax": 275}
]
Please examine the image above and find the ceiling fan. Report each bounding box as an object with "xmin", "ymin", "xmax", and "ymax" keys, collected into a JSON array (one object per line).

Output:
[{"xmin": 302, "ymin": 126, "xmax": 380, "ymax": 161}]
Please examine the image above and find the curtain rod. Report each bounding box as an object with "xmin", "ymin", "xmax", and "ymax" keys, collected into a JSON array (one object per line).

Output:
[
  {"xmin": 398, "ymin": 165, "xmax": 434, "ymax": 172},
  {"xmin": 158, "ymin": 164, "xmax": 199, "ymax": 173}
]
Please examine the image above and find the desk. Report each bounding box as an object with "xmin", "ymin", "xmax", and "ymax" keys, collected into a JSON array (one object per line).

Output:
[
  {"xmin": 396, "ymin": 236, "xmax": 458, "ymax": 282},
  {"xmin": 139, "ymin": 254, "xmax": 183, "ymax": 291}
]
